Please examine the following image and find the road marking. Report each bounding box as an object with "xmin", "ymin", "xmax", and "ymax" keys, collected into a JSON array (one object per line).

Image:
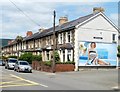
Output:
[
  {"xmin": 10, "ymin": 74, "xmax": 48, "ymax": 88},
  {"xmin": 0, "ymin": 84, "xmax": 38, "ymax": 88},
  {"xmin": 0, "ymin": 80, "xmax": 22, "ymax": 84},
  {"xmin": 10, "ymin": 74, "xmax": 39, "ymax": 85},
  {"xmin": 112, "ymin": 86, "xmax": 120, "ymax": 91},
  {"xmin": 1, "ymin": 73, "xmax": 48, "ymax": 88}
]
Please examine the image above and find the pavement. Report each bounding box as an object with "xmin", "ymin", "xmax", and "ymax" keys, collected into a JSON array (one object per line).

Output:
[{"xmin": 0, "ymin": 66, "xmax": 119, "ymax": 90}]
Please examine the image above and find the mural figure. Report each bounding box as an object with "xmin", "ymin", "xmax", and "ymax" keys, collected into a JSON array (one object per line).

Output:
[{"xmin": 87, "ymin": 42, "xmax": 110, "ymax": 65}]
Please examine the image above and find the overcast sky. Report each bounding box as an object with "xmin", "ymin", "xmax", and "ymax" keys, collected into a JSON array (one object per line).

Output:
[{"xmin": 1, "ymin": 0, "xmax": 119, "ymax": 39}]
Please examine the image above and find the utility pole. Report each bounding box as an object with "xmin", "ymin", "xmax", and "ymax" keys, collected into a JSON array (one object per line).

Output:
[{"xmin": 52, "ymin": 10, "xmax": 56, "ymax": 73}]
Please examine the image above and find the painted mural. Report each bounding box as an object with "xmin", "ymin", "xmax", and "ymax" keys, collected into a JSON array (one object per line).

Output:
[{"xmin": 79, "ymin": 42, "xmax": 117, "ymax": 66}]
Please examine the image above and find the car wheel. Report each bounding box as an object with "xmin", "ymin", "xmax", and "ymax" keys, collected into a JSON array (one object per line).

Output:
[
  {"xmin": 7, "ymin": 67, "xmax": 9, "ymax": 70},
  {"xmin": 14, "ymin": 68, "xmax": 16, "ymax": 71},
  {"xmin": 30, "ymin": 70, "xmax": 32, "ymax": 73},
  {"xmin": 5, "ymin": 66, "xmax": 7, "ymax": 69},
  {"xmin": 17, "ymin": 68, "xmax": 20, "ymax": 73}
]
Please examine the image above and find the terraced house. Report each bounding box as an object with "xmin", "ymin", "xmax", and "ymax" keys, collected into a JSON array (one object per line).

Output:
[{"xmin": 2, "ymin": 9, "xmax": 119, "ymax": 70}]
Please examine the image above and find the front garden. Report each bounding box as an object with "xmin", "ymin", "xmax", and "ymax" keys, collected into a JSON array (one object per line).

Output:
[{"xmin": 31, "ymin": 51, "xmax": 75, "ymax": 72}]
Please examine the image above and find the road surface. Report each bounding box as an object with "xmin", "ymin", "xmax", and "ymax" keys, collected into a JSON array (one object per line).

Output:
[{"xmin": 0, "ymin": 66, "xmax": 119, "ymax": 90}]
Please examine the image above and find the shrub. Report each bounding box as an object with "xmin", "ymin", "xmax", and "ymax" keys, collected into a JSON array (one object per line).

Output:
[
  {"xmin": 19, "ymin": 52, "xmax": 33, "ymax": 64},
  {"xmin": 1, "ymin": 56, "xmax": 8, "ymax": 61},
  {"xmin": 51, "ymin": 51, "xmax": 60, "ymax": 62},
  {"xmin": 117, "ymin": 53, "xmax": 120, "ymax": 58},
  {"xmin": 56, "ymin": 61, "xmax": 75, "ymax": 65},
  {"xmin": 32, "ymin": 54, "xmax": 42, "ymax": 61},
  {"xmin": 8, "ymin": 55, "xmax": 17, "ymax": 59},
  {"xmin": 43, "ymin": 61, "xmax": 52, "ymax": 67},
  {"xmin": 55, "ymin": 51, "xmax": 60, "ymax": 62},
  {"xmin": 118, "ymin": 46, "xmax": 120, "ymax": 52},
  {"xmin": 118, "ymin": 46, "xmax": 120, "ymax": 58}
]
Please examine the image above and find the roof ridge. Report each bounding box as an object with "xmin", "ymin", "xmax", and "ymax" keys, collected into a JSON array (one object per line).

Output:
[{"xmin": 23, "ymin": 12, "xmax": 99, "ymax": 41}]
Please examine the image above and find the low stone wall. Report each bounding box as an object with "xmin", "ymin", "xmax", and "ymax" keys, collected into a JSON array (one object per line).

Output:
[
  {"xmin": 32, "ymin": 61, "xmax": 75, "ymax": 72},
  {"xmin": 32, "ymin": 61, "xmax": 40, "ymax": 70}
]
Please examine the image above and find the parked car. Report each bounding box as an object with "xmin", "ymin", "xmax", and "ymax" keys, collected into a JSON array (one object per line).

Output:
[
  {"xmin": 118, "ymin": 61, "xmax": 120, "ymax": 68},
  {"xmin": 5, "ymin": 58, "xmax": 18, "ymax": 69},
  {"xmin": 14, "ymin": 60, "xmax": 32, "ymax": 73},
  {"xmin": 0, "ymin": 60, "xmax": 5, "ymax": 66}
]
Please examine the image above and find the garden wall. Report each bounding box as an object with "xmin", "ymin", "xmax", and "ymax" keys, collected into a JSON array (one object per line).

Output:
[{"xmin": 32, "ymin": 61, "xmax": 75, "ymax": 72}]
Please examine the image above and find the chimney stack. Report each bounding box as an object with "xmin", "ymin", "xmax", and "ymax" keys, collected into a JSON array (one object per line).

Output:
[
  {"xmin": 39, "ymin": 28, "xmax": 44, "ymax": 33},
  {"xmin": 8, "ymin": 40, "xmax": 14, "ymax": 45},
  {"xmin": 59, "ymin": 16, "xmax": 68, "ymax": 25},
  {"xmin": 26, "ymin": 31, "xmax": 33, "ymax": 37},
  {"xmin": 93, "ymin": 7, "xmax": 105, "ymax": 13}
]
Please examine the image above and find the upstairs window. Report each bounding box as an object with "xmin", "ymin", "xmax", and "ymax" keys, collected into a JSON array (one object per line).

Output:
[
  {"xmin": 112, "ymin": 34, "xmax": 116, "ymax": 42},
  {"xmin": 59, "ymin": 33, "xmax": 63, "ymax": 44},
  {"xmin": 67, "ymin": 31, "xmax": 71, "ymax": 43}
]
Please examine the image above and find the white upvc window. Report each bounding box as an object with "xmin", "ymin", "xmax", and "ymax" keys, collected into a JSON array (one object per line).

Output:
[
  {"xmin": 67, "ymin": 31, "xmax": 71, "ymax": 43},
  {"xmin": 112, "ymin": 34, "xmax": 116, "ymax": 42},
  {"xmin": 31, "ymin": 41, "xmax": 34, "ymax": 48},
  {"xmin": 35, "ymin": 40, "xmax": 39, "ymax": 48},
  {"xmin": 65, "ymin": 31, "xmax": 71, "ymax": 43},
  {"xmin": 67, "ymin": 50, "xmax": 71, "ymax": 61},
  {"xmin": 46, "ymin": 51, "xmax": 49, "ymax": 60},
  {"xmin": 59, "ymin": 33, "xmax": 63, "ymax": 44},
  {"xmin": 46, "ymin": 37, "xmax": 50, "ymax": 45},
  {"xmin": 24, "ymin": 42, "xmax": 26, "ymax": 49},
  {"xmin": 39, "ymin": 39, "xmax": 41, "ymax": 48},
  {"xmin": 48, "ymin": 36, "xmax": 51, "ymax": 45},
  {"xmin": 60, "ymin": 33, "xmax": 63, "ymax": 44}
]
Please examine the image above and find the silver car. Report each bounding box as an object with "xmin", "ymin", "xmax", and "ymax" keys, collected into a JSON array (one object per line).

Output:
[
  {"xmin": 14, "ymin": 60, "xmax": 32, "ymax": 73},
  {"xmin": 0, "ymin": 60, "xmax": 5, "ymax": 66},
  {"xmin": 5, "ymin": 58, "xmax": 18, "ymax": 69}
]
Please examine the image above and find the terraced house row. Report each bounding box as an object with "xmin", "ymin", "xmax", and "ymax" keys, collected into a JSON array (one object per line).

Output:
[{"xmin": 2, "ymin": 9, "xmax": 119, "ymax": 70}]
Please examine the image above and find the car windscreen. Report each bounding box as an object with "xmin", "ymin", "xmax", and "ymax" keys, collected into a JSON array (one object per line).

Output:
[
  {"xmin": 19, "ymin": 62, "xmax": 29, "ymax": 65},
  {"xmin": 8, "ymin": 59, "xmax": 17, "ymax": 63}
]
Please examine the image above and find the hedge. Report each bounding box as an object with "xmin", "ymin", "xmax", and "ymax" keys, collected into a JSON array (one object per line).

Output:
[
  {"xmin": 8, "ymin": 55, "xmax": 17, "ymax": 59},
  {"xmin": 32, "ymin": 54, "xmax": 42, "ymax": 61},
  {"xmin": 19, "ymin": 52, "xmax": 33, "ymax": 64},
  {"xmin": 43, "ymin": 61, "xmax": 75, "ymax": 66}
]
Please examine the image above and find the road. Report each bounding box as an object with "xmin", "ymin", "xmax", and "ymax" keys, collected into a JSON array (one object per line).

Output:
[{"xmin": 0, "ymin": 66, "xmax": 119, "ymax": 90}]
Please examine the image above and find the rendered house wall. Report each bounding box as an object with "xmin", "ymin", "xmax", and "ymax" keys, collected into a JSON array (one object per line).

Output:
[{"xmin": 74, "ymin": 14, "xmax": 118, "ymax": 71}]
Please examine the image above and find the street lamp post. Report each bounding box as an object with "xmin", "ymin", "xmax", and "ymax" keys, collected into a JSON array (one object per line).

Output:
[{"xmin": 52, "ymin": 10, "xmax": 56, "ymax": 73}]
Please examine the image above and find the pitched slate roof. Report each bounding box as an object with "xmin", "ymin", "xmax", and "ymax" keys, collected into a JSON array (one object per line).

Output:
[
  {"xmin": 23, "ymin": 32, "xmax": 40, "ymax": 41},
  {"xmin": 22, "ymin": 12, "xmax": 99, "ymax": 41}
]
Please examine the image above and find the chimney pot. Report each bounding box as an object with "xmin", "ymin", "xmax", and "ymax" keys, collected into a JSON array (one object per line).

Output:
[
  {"xmin": 26, "ymin": 31, "xmax": 33, "ymax": 37},
  {"xmin": 39, "ymin": 28, "xmax": 44, "ymax": 33},
  {"xmin": 59, "ymin": 16, "xmax": 68, "ymax": 25},
  {"xmin": 93, "ymin": 7, "xmax": 105, "ymax": 13}
]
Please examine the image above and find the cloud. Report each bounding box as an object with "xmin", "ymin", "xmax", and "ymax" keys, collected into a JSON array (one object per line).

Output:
[
  {"xmin": 1, "ymin": 0, "xmax": 118, "ymax": 39},
  {"xmin": 1, "ymin": 1, "xmax": 57, "ymax": 38}
]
